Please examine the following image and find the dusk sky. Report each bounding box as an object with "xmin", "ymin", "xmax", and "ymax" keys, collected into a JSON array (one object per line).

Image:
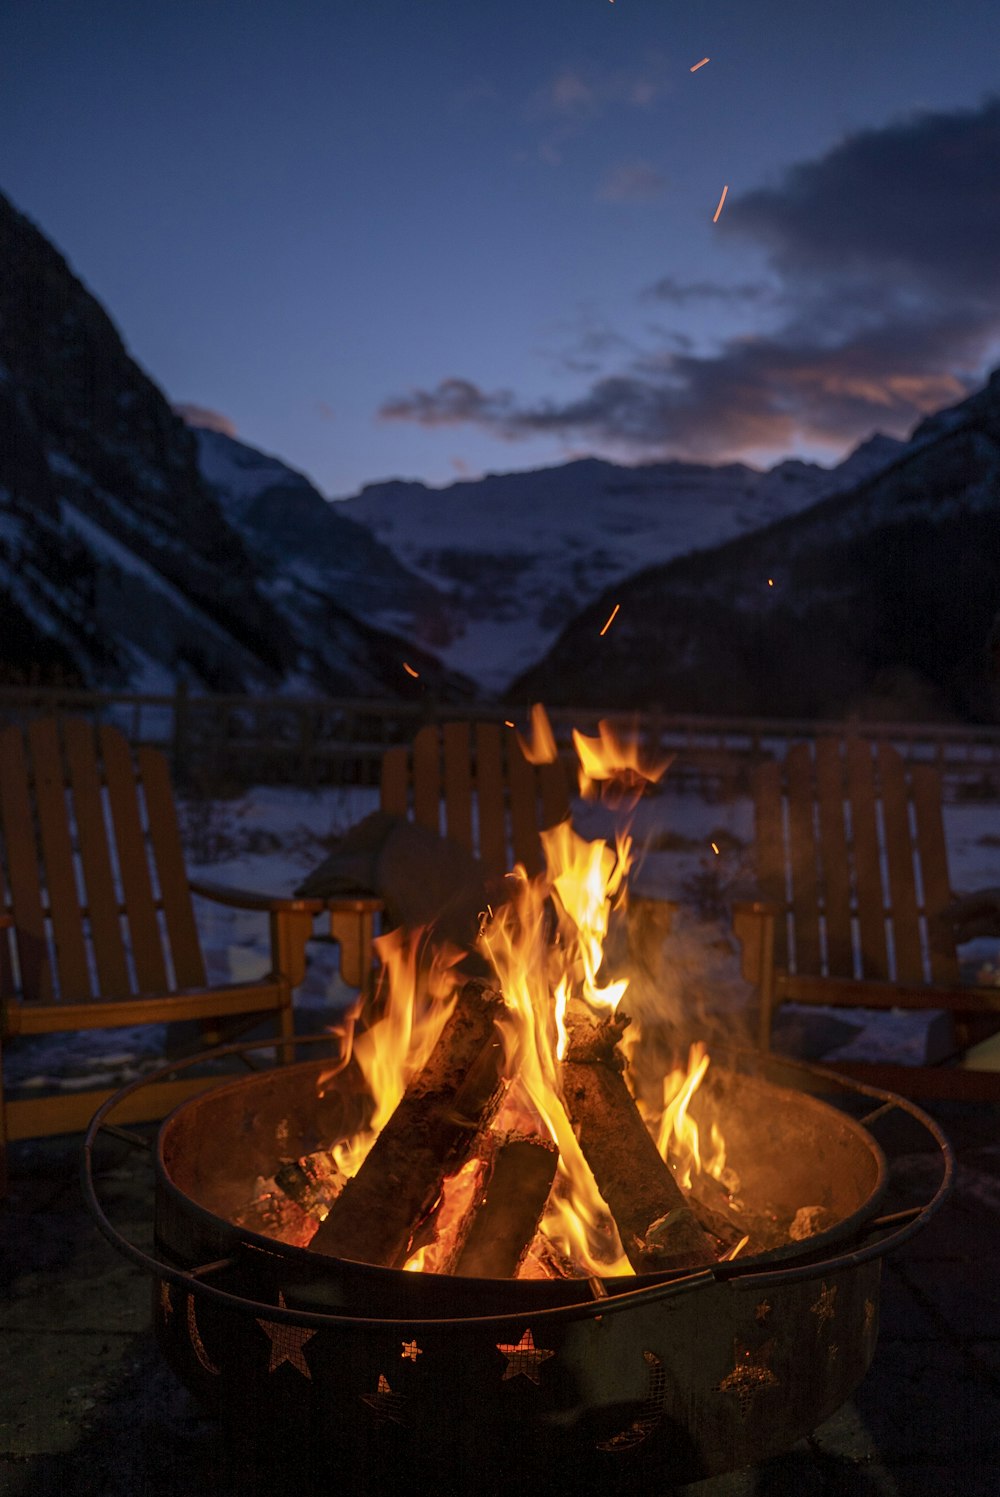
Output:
[{"xmin": 3, "ymin": 0, "xmax": 999, "ymax": 497}]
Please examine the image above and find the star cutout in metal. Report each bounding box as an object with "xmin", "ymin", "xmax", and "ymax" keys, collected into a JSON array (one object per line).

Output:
[
  {"xmin": 754, "ymin": 1300, "xmax": 772, "ymax": 1326},
  {"xmin": 810, "ymin": 1283, "xmax": 837, "ymax": 1335},
  {"xmin": 401, "ymin": 1339, "xmax": 422, "ymax": 1362},
  {"xmin": 597, "ymin": 1351, "xmax": 667, "ymax": 1452},
  {"xmin": 186, "ymin": 1294, "xmax": 221, "ymax": 1376},
  {"xmin": 497, "ymin": 1328, "xmax": 555, "ymax": 1384},
  {"xmin": 362, "ymin": 1373, "xmax": 408, "ymax": 1426},
  {"xmin": 256, "ymin": 1290, "xmax": 315, "ymax": 1379},
  {"xmin": 715, "ymin": 1339, "xmax": 778, "ymax": 1419}
]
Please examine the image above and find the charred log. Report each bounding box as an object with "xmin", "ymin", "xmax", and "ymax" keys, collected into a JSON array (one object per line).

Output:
[
  {"xmin": 560, "ymin": 1011, "xmax": 716, "ymax": 1274},
  {"xmin": 309, "ymin": 978, "xmax": 505, "ymax": 1266},
  {"xmin": 453, "ymin": 1136, "xmax": 558, "ymax": 1279}
]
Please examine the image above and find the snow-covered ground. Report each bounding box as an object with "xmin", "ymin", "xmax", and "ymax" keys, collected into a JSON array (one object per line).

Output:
[{"xmin": 7, "ymin": 781, "xmax": 1000, "ymax": 1097}]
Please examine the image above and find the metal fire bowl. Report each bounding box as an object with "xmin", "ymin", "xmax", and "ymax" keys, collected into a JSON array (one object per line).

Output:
[{"xmin": 84, "ymin": 1041, "xmax": 953, "ymax": 1488}]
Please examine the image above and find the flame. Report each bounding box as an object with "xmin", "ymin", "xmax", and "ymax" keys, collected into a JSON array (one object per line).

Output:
[
  {"xmin": 517, "ymin": 702, "xmax": 559, "ymax": 765},
  {"xmin": 319, "ymin": 927, "xmax": 462, "ymax": 1179},
  {"xmin": 314, "ymin": 710, "xmax": 730, "ymax": 1280},
  {"xmin": 572, "ymin": 719, "xmax": 672, "ymax": 804}
]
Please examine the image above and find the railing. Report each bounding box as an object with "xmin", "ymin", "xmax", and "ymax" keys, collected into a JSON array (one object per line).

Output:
[{"xmin": 0, "ymin": 685, "xmax": 998, "ymax": 799}]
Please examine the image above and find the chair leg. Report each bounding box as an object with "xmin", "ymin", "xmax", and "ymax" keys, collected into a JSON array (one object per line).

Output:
[{"xmin": 0, "ymin": 1032, "xmax": 8, "ymax": 1198}]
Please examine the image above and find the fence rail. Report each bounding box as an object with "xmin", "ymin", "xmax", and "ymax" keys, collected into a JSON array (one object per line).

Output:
[{"xmin": 1, "ymin": 685, "xmax": 999, "ymax": 800}]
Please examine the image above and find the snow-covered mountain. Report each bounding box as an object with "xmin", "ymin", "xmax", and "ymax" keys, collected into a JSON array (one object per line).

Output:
[
  {"xmin": 0, "ymin": 189, "xmax": 468, "ymax": 699},
  {"xmin": 333, "ymin": 438, "xmax": 903, "ymax": 692},
  {"xmin": 515, "ymin": 369, "xmax": 1000, "ymax": 722}
]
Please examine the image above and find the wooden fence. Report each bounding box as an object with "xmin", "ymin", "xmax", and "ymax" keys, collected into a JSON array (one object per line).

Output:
[{"xmin": 0, "ymin": 684, "xmax": 999, "ymax": 800}]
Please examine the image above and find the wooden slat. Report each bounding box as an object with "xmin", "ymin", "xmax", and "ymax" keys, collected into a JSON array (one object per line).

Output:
[
  {"xmin": 10, "ymin": 980, "xmax": 286, "ymax": 1033},
  {"xmin": 0, "ymin": 723, "xmax": 53, "ymax": 1001},
  {"xmin": 813, "ymin": 738, "xmax": 854, "ymax": 978},
  {"xmin": 539, "ymin": 758, "xmax": 571, "ymax": 832},
  {"xmin": 507, "ymin": 732, "xmax": 542, "ymax": 876},
  {"xmin": 380, "ymin": 745, "xmax": 409, "ymax": 816},
  {"xmin": 411, "ymin": 725, "xmax": 441, "ymax": 835},
  {"xmin": 5, "ymin": 1074, "xmax": 232, "ymax": 1140},
  {"xmin": 753, "ymin": 758, "xmax": 788, "ymax": 968},
  {"xmin": 99, "ymin": 724, "xmax": 167, "ymax": 994},
  {"xmin": 28, "ymin": 719, "xmax": 91, "ymax": 1001},
  {"xmin": 442, "ymin": 722, "xmax": 473, "ymax": 853},
  {"xmin": 785, "ymin": 743, "xmax": 821, "ymax": 975},
  {"xmin": 910, "ymin": 762, "xmax": 959, "ymax": 985},
  {"xmin": 776, "ymin": 972, "xmax": 1000, "ymax": 1012},
  {"xmin": 845, "ymin": 738, "xmax": 889, "ymax": 980},
  {"xmin": 63, "ymin": 718, "xmax": 131, "ymax": 999},
  {"xmin": 138, "ymin": 745, "xmax": 206, "ymax": 989},
  {"xmin": 877, "ymin": 742, "xmax": 923, "ymax": 984},
  {"xmin": 474, "ymin": 722, "xmax": 508, "ymax": 878}
]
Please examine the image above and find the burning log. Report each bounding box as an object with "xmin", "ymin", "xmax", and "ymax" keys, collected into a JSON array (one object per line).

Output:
[
  {"xmin": 453, "ymin": 1136, "xmax": 559, "ymax": 1279},
  {"xmin": 560, "ymin": 1011, "xmax": 716, "ymax": 1274},
  {"xmin": 309, "ymin": 978, "xmax": 506, "ymax": 1266}
]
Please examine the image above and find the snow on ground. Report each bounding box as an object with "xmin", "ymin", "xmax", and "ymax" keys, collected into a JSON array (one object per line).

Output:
[{"xmin": 7, "ymin": 780, "xmax": 1000, "ymax": 1097}]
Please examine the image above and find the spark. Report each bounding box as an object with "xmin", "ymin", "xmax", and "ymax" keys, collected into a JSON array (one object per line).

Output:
[
  {"xmin": 504, "ymin": 720, "xmax": 514, "ymax": 728},
  {"xmin": 690, "ymin": 57, "xmax": 710, "ymax": 72},
  {"xmin": 711, "ymin": 841, "xmax": 720, "ymax": 855},
  {"xmin": 712, "ymin": 184, "xmax": 729, "ymax": 223},
  {"xmin": 600, "ymin": 603, "xmax": 621, "ymax": 636},
  {"xmin": 767, "ymin": 578, "xmax": 774, "ymax": 588},
  {"xmin": 403, "ymin": 662, "xmax": 419, "ymax": 678}
]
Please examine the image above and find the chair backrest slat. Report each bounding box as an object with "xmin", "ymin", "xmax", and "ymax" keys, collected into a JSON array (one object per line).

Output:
[
  {"xmin": 785, "ymin": 743, "xmax": 821, "ymax": 975},
  {"xmin": 442, "ymin": 722, "xmax": 473, "ymax": 854},
  {"xmin": 910, "ymin": 761, "xmax": 958, "ymax": 984},
  {"xmin": 752, "ymin": 758, "xmax": 788, "ymax": 968},
  {"xmin": 138, "ymin": 745, "xmax": 206, "ymax": 990},
  {"xmin": 0, "ymin": 724, "xmax": 53, "ymax": 1001},
  {"xmin": 380, "ymin": 746, "xmax": 409, "ymax": 817},
  {"xmin": 99, "ymin": 724, "xmax": 168, "ymax": 994},
  {"xmin": 844, "ymin": 738, "xmax": 889, "ymax": 980},
  {"xmin": 411, "ymin": 725, "xmax": 441, "ymax": 835},
  {"xmin": 474, "ymin": 722, "xmax": 508, "ymax": 879},
  {"xmin": 877, "ymin": 742, "xmax": 924, "ymax": 983},
  {"xmin": 28, "ymin": 719, "xmax": 91, "ymax": 1001},
  {"xmin": 506, "ymin": 728, "xmax": 543, "ymax": 877},
  {"xmin": 813, "ymin": 738, "xmax": 854, "ymax": 977},
  {"xmin": 63, "ymin": 718, "xmax": 131, "ymax": 999}
]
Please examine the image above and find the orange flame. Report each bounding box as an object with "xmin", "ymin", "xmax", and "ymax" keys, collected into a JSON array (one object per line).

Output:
[
  {"xmin": 517, "ymin": 702, "xmax": 559, "ymax": 765},
  {"xmin": 572, "ymin": 720, "xmax": 672, "ymax": 803}
]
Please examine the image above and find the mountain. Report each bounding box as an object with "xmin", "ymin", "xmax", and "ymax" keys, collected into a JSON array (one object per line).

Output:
[
  {"xmin": 512, "ymin": 372, "xmax": 1000, "ymax": 723},
  {"xmin": 0, "ymin": 190, "xmax": 467, "ymax": 698},
  {"xmin": 335, "ymin": 437, "xmax": 903, "ymax": 693}
]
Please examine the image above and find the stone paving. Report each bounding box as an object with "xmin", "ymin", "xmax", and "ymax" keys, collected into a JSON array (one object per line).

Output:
[{"xmin": 2, "ymin": 1094, "xmax": 999, "ymax": 1497}]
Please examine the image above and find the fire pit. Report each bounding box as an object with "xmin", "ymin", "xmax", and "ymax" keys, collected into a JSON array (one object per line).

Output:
[{"xmin": 84, "ymin": 1039, "xmax": 952, "ymax": 1489}]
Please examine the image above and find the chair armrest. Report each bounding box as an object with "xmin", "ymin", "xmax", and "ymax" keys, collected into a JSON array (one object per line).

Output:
[
  {"xmin": 942, "ymin": 887, "xmax": 1000, "ymax": 942},
  {"xmin": 189, "ymin": 879, "xmax": 325, "ymax": 916}
]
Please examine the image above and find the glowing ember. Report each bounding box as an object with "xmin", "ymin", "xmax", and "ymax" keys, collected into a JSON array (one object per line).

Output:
[
  {"xmin": 403, "ymin": 661, "xmax": 420, "ymax": 678},
  {"xmin": 690, "ymin": 57, "xmax": 710, "ymax": 72},
  {"xmin": 599, "ymin": 602, "xmax": 620, "ymax": 636},
  {"xmin": 713, "ymin": 184, "xmax": 729, "ymax": 222}
]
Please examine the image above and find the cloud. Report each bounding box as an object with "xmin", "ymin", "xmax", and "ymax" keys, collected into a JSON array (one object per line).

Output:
[
  {"xmin": 597, "ymin": 160, "xmax": 665, "ymax": 202},
  {"xmin": 382, "ymin": 97, "xmax": 1000, "ymax": 461},
  {"xmin": 173, "ymin": 403, "xmax": 237, "ymax": 437},
  {"xmin": 642, "ymin": 275, "xmax": 772, "ymax": 307},
  {"xmin": 526, "ymin": 60, "xmax": 666, "ymax": 164}
]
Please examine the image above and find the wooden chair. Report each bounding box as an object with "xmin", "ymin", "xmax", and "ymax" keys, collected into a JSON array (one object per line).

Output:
[
  {"xmin": 0, "ymin": 717, "xmax": 322, "ymax": 1183},
  {"xmin": 733, "ymin": 736, "xmax": 1000, "ymax": 1099},
  {"xmin": 326, "ymin": 720, "xmax": 572, "ymax": 988}
]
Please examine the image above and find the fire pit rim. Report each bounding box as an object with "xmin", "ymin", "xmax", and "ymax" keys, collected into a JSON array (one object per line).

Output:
[{"xmin": 82, "ymin": 1039, "xmax": 954, "ymax": 1334}]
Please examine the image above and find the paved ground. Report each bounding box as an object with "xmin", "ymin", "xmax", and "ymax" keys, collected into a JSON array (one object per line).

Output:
[{"xmin": 2, "ymin": 1088, "xmax": 999, "ymax": 1497}]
